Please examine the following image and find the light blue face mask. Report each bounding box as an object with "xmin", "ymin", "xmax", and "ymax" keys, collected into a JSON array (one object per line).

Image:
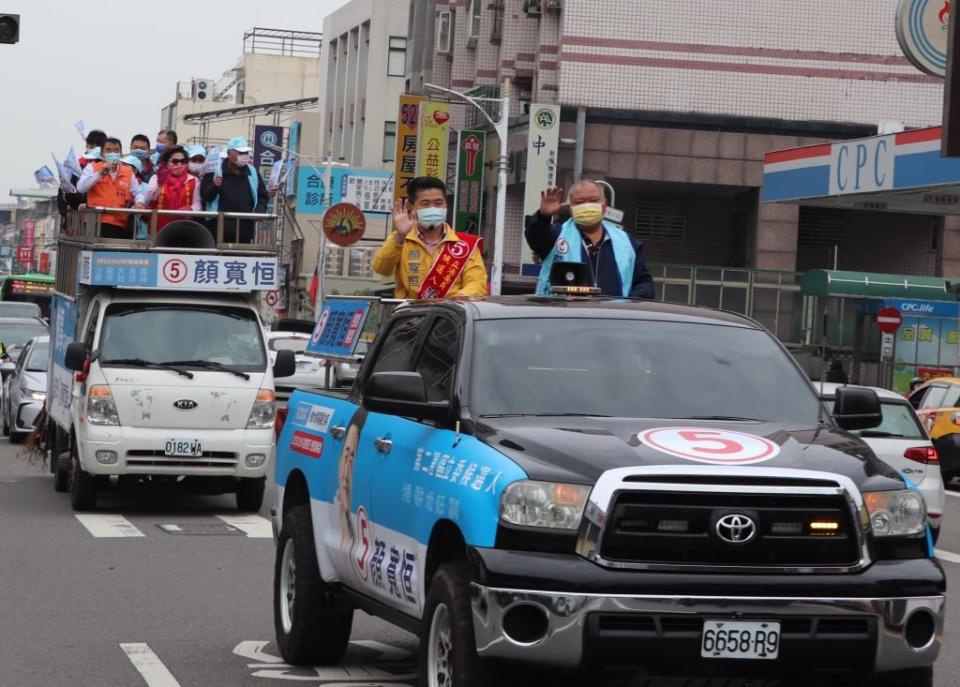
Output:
[
  {"xmin": 131, "ymin": 149, "xmax": 149, "ymax": 160},
  {"xmin": 417, "ymin": 206, "xmax": 447, "ymax": 229},
  {"xmin": 104, "ymin": 152, "xmax": 122, "ymax": 164}
]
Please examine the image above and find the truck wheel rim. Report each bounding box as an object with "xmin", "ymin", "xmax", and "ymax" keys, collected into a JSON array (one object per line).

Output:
[
  {"xmin": 279, "ymin": 538, "xmax": 296, "ymax": 633},
  {"xmin": 428, "ymin": 603, "xmax": 453, "ymax": 687}
]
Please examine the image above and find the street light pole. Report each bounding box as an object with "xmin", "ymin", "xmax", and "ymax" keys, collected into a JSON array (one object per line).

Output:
[{"xmin": 424, "ymin": 79, "xmax": 511, "ymax": 296}]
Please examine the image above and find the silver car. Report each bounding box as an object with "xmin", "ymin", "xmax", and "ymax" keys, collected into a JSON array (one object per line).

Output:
[{"xmin": 2, "ymin": 336, "xmax": 48, "ymax": 443}]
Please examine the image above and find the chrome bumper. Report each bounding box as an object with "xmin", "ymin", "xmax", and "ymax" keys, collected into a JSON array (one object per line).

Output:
[{"xmin": 470, "ymin": 584, "xmax": 944, "ymax": 673}]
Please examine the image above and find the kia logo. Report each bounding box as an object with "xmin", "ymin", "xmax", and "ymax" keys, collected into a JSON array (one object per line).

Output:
[
  {"xmin": 173, "ymin": 399, "xmax": 198, "ymax": 411},
  {"xmin": 715, "ymin": 514, "xmax": 757, "ymax": 544}
]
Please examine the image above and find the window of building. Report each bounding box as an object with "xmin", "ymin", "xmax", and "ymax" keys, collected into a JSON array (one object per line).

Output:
[
  {"xmin": 635, "ymin": 198, "xmax": 686, "ymax": 241},
  {"xmin": 491, "ymin": 3, "xmax": 504, "ymax": 42},
  {"xmin": 388, "ymin": 37, "xmax": 407, "ymax": 76},
  {"xmin": 798, "ymin": 207, "xmax": 845, "ymax": 247},
  {"xmin": 348, "ymin": 246, "xmax": 377, "ymax": 279},
  {"xmin": 436, "ymin": 11, "xmax": 453, "ymax": 53},
  {"xmin": 468, "ymin": 0, "xmax": 482, "ymax": 40},
  {"xmin": 383, "ymin": 121, "xmax": 397, "ymax": 162},
  {"xmin": 324, "ymin": 245, "xmax": 344, "ymax": 277}
]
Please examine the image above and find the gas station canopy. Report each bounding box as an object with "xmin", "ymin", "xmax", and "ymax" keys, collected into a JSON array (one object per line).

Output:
[
  {"xmin": 801, "ymin": 270, "xmax": 956, "ymax": 301},
  {"xmin": 762, "ymin": 126, "xmax": 960, "ymax": 214}
]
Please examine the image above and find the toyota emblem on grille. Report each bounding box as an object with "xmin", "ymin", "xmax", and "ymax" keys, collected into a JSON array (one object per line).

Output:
[
  {"xmin": 715, "ymin": 514, "xmax": 757, "ymax": 544},
  {"xmin": 173, "ymin": 399, "xmax": 198, "ymax": 411}
]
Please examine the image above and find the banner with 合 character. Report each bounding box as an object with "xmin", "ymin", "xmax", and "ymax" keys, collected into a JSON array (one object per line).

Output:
[
  {"xmin": 49, "ymin": 294, "xmax": 78, "ymax": 429},
  {"xmin": 307, "ymin": 299, "xmax": 372, "ymax": 358}
]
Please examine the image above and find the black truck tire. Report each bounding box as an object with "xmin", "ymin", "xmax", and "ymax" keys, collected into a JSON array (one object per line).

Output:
[
  {"xmin": 419, "ymin": 561, "xmax": 506, "ymax": 687},
  {"xmin": 867, "ymin": 667, "xmax": 933, "ymax": 687},
  {"xmin": 69, "ymin": 446, "xmax": 98, "ymax": 511},
  {"xmin": 236, "ymin": 478, "xmax": 266, "ymax": 512},
  {"xmin": 274, "ymin": 506, "xmax": 353, "ymax": 666},
  {"xmin": 53, "ymin": 450, "xmax": 70, "ymax": 493}
]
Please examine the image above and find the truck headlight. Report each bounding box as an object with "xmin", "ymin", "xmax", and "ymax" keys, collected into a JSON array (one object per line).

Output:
[
  {"xmin": 864, "ymin": 490, "xmax": 926, "ymax": 537},
  {"xmin": 500, "ymin": 481, "xmax": 591, "ymax": 530},
  {"xmin": 87, "ymin": 385, "xmax": 119, "ymax": 426},
  {"xmin": 246, "ymin": 389, "xmax": 277, "ymax": 429}
]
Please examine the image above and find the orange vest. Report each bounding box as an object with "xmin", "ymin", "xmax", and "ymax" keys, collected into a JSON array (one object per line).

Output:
[{"xmin": 87, "ymin": 162, "xmax": 134, "ymax": 229}]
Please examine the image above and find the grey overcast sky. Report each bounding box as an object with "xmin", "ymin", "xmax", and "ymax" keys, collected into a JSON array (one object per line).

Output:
[{"xmin": 0, "ymin": 0, "xmax": 350, "ymax": 198}]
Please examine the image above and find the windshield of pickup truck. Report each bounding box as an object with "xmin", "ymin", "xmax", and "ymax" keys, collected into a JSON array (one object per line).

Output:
[
  {"xmin": 100, "ymin": 305, "xmax": 266, "ymax": 372},
  {"xmin": 473, "ymin": 318, "xmax": 821, "ymax": 425}
]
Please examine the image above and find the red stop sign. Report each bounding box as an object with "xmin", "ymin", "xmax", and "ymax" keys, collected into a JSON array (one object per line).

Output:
[{"xmin": 876, "ymin": 307, "xmax": 902, "ymax": 334}]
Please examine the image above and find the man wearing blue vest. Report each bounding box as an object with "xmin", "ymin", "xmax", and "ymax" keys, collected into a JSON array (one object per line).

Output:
[
  {"xmin": 525, "ymin": 181, "xmax": 655, "ymax": 298},
  {"xmin": 200, "ymin": 136, "xmax": 271, "ymax": 243}
]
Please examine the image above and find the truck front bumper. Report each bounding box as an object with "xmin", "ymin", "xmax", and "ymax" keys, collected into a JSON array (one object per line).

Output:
[{"xmin": 469, "ymin": 549, "xmax": 945, "ymax": 677}]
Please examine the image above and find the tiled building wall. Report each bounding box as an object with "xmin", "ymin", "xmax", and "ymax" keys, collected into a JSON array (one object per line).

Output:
[{"xmin": 559, "ymin": 0, "xmax": 943, "ymax": 127}]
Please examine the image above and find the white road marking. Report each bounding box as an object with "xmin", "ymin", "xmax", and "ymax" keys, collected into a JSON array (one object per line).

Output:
[
  {"xmin": 120, "ymin": 643, "xmax": 182, "ymax": 687},
  {"xmin": 936, "ymin": 549, "xmax": 960, "ymax": 564},
  {"xmin": 217, "ymin": 514, "xmax": 273, "ymax": 538},
  {"xmin": 945, "ymin": 489, "xmax": 960, "ymax": 499},
  {"xmin": 75, "ymin": 514, "xmax": 145, "ymax": 538}
]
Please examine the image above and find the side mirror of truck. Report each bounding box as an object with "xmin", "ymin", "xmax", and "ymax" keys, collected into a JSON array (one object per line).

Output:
[
  {"xmin": 64, "ymin": 342, "xmax": 89, "ymax": 372},
  {"xmin": 362, "ymin": 371, "xmax": 451, "ymax": 423},
  {"xmin": 0, "ymin": 360, "xmax": 13, "ymax": 380},
  {"xmin": 832, "ymin": 386, "xmax": 883, "ymax": 431},
  {"xmin": 273, "ymin": 350, "xmax": 296, "ymax": 379}
]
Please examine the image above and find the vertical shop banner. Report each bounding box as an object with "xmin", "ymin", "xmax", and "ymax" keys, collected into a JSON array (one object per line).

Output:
[
  {"xmin": 253, "ymin": 125, "xmax": 284, "ymax": 179},
  {"xmin": 453, "ymin": 130, "xmax": 486, "ymax": 234},
  {"xmin": 22, "ymin": 219, "xmax": 35, "ymax": 246},
  {"xmin": 416, "ymin": 101, "xmax": 450, "ymax": 181},
  {"xmin": 394, "ymin": 95, "xmax": 425, "ymax": 204},
  {"xmin": 521, "ymin": 105, "xmax": 561, "ymax": 275}
]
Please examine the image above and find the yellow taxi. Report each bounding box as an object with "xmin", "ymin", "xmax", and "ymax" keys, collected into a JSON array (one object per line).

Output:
[{"xmin": 908, "ymin": 377, "xmax": 960, "ymax": 483}]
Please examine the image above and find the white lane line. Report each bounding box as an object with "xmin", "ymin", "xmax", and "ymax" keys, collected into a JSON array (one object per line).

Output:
[
  {"xmin": 945, "ymin": 489, "xmax": 960, "ymax": 499},
  {"xmin": 120, "ymin": 643, "xmax": 182, "ymax": 687},
  {"xmin": 217, "ymin": 514, "xmax": 273, "ymax": 538},
  {"xmin": 936, "ymin": 549, "xmax": 960, "ymax": 564},
  {"xmin": 75, "ymin": 514, "xmax": 146, "ymax": 538}
]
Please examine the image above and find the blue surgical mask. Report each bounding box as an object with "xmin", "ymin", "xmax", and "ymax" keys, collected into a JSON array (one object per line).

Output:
[
  {"xmin": 131, "ymin": 149, "xmax": 149, "ymax": 160},
  {"xmin": 104, "ymin": 152, "xmax": 122, "ymax": 164},
  {"xmin": 417, "ymin": 207, "xmax": 447, "ymax": 229},
  {"xmin": 154, "ymin": 143, "xmax": 166, "ymax": 154}
]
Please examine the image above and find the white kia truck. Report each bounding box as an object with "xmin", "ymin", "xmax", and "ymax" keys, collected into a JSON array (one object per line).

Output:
[{"xmin": 45, "ymin": 209, "xmax": 295, "ymax": 512}]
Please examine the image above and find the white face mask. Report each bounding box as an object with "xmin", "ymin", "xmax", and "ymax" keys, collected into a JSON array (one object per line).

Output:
[
  {"xmin": 188, "ymin": 162, "xmax": 204, "ymax": 175},
  {"xmin": 236, "ymin": 153, "xmax": 251, "ymax": 165}
]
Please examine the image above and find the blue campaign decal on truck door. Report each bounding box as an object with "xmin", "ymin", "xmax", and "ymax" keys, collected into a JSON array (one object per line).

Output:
[{"xmin": 49, "ymin": 294, "xmax": 78, "ymax": 430}]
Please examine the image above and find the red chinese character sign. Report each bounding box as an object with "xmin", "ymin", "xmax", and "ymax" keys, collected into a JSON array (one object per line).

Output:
[
  {"xmin": 322, "ymin": 203, "xmax": 366, "ymax": 247},
  {"xmin": 16, "ymin": 245, "xmax": 33, "ymax": 267}
]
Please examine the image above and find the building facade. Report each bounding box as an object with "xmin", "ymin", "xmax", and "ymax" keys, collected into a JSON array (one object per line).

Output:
[{"xmin": 406, "ymin": 0, "xmax": 951, "ymax": 289}]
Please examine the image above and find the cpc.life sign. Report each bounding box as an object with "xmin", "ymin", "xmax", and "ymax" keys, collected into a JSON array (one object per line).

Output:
[
  {"xmin": 828, "ymin": 135, "xmax": 895, "ymax": 196},
  {"xmin": 639, "ymin": 428, "xmax": 780, "ymax": 465}
]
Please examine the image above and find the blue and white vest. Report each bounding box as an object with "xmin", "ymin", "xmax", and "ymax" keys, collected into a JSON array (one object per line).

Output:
[{"xmin": 535, "ymin": 219, "xmax": 635, "ymax": 297}]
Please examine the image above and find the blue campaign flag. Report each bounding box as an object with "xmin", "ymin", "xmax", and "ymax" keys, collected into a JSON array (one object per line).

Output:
[
  {"xmin": 34, "ymin": 165, "xmax": 56, "ymax": 187},
  {"xmin": 307, "ymin": 299, "xmax": 372, "ymax": 358}
]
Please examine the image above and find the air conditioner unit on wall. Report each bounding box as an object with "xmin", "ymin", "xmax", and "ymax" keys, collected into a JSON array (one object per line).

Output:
[{"xmin": 192, "ymin": 78, "xmax": 214, "ymax": 101}]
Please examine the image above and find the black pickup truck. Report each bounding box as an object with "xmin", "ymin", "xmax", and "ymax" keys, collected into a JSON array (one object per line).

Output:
[{"xmin": 272, "ymin": 296, "xmax": 945, "ymax": 687}]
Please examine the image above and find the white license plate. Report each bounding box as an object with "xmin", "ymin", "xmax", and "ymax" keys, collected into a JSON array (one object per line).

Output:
[
  {"xmin": 701, "ymin": 620, "xmax": 780, "ymax": 660},
  {"xmin": 164, "ymin": 439, "xmax": 203, "ymax": 457}
]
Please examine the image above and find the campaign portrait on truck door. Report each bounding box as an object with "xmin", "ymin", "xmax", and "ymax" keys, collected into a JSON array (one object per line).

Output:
[{"xmin": 336, "ymin": 408, "xmax": 367, "ymax": 567}]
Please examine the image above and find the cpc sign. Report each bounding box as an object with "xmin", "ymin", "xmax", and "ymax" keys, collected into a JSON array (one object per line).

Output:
[{"xmin": 829, "ymin": 135, "xmax": 894, "ymax": 196}]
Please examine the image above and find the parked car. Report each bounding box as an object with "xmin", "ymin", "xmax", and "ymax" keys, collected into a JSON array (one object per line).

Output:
[
  {"xmin": 2, "ymin": 335, "xmax": 48, "ymax": 443},
  {"xmin": 0, "ymin": 302, "xmax": 42, "ymax": 319},
  {"xmin": 266, "ymin": 332, "xmax": 329, "ymax": 404},
  {"xmin": 908, "ymin": 377, "xmax": 960, "ymax": 484},
  {"xmin": 820, "ymin": 382, "xmax": 945, "ymax": 543}
]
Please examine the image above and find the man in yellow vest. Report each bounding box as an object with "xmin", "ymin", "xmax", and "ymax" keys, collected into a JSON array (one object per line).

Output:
[
  {"xmin": 372, "ymin": 176, "xmax": 488, "ymax": 299},
  {"xmin": 76, "ymin": 137, "xmax": 146, "ymax": 239}
]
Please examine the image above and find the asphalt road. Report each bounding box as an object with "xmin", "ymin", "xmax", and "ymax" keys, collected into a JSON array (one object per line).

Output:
[{"xmin": 0, "ymin": 436, "xmax": 957, "ymax": 687}]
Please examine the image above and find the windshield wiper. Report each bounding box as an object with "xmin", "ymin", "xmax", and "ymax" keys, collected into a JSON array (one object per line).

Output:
[
  {"xmin": 677, "ymin": 415, "xmax": 760, "ymax": 422},
  {"xmin": 100, "ymin": 358, "xmax": 194, "ymax": 379},
  {"xmin": 856, "ymin": 430, "xmax": 906, "ymax": 438},
  {"xmin": 162, "ymin": 360, "xmax": 250, "ymax": 380},
  {"xmin": 480, "ymin": 412, "xmax": 612, "ymax": 418}
]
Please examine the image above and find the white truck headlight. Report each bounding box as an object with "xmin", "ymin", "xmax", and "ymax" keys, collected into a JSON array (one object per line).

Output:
[
  {"xmin": 500, "ymin": 481, "xmax": 591, "ymax": 530},
  {"xmin": 246, "ymin": 389, "xmax": 277, "ymax": 429},
  {"xmin": 87, "ymin": 385, "xmax": 120, "ymax": 426},
  {"xmin": 864, "ymin": 490, "xmax": 926, "ymax": 537}
]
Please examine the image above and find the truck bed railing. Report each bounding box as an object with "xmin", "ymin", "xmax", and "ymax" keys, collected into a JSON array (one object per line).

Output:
[{"xmin": 64, "ymin": 207, "xmax": 277, "ymax": 253}]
